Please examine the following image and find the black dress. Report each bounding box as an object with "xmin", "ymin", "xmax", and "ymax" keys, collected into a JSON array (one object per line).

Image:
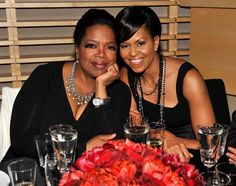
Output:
[
  {"xmin": 3, "ymin": 62, "xmax": 131, "ymax": 161},
  {"xmin": 128, "ymin": 62, "xmax": 196, "ymax": 139}
]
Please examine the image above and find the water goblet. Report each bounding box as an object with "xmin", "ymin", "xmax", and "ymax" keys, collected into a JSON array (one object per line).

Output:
[
  {"xmin": 219, "ymin": 124, "xmax": 230, "ymax": 157},
  {"xmin": 216, "ymin": 162, "xmax": 236, "ymax": 186},
  {"xmin": 198, "ymin": 171, "xmax": 231, "ymax": 186},
  {"xmin": 124, "ymin": 117, "xmax": 150, "ymax": 144},
  {"xmin": 198, "ymin": 124, "xmax": 224, "ymax": 169},
  {"xmin": 49, "ymin": 124, "xmax": 73, "ymax": 133},
  {"xmin": 35, "ymin": 132, "xmax": 53, "ymax": 168},
  {"xmin": 50, "ymin": 128, "xmax": 78, "ymax": 172},
  {"xmin": 146, "ymin": 122, "xmax": 165, "ymax": 149}
]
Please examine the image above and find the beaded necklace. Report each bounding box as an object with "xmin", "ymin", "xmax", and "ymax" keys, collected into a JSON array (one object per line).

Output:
[
  {"xmin": 134, "ymin": 55, "xmax": 166, "ymax": 124},
  {"xmin": 66, "ymin": 60, "xmax": 94, "ymax": 105}
]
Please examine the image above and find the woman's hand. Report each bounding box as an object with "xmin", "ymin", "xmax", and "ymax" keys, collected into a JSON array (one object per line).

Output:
[
  {"xmin": 164, "ymin": 141, "xmax": 193, "ymax": 163},
  {"xmin": 95, "ymin": 63, "xmax": 120, "ymax": 98},
  {"xmin": 163, "ymin": 131, "xmax": 193, "ymax": 163},
  {"xmin": 86, "ymin": 134, "xmax": 116, "ymax": 151},
  {"xmin": 226, "ymin": 147, "xmax": 236, "ymax": 165},
  {"xmin": 96, "ymin": 63, "xmax": 120, "ymax": 87}
]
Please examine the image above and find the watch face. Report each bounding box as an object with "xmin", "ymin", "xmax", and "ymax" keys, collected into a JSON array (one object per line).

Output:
[{"xmin": 93, "ymin": 98, "xmax": 102, "ymax": 106}]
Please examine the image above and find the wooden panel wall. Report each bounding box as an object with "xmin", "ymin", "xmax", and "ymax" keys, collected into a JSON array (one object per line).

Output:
[
  {"xmin": 189, "ymin": 8, "xmax": 236, "ymax": 95},
  {"xmin": 0, "ymin": 0, "xmax": 191, "ymax": 99}
]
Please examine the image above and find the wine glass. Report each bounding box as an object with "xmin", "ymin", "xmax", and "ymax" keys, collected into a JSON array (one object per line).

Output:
[
  {"xmin": 198, "ymin": 124, "xmax": 224, "ymax": 184},
  {"xmin": 198, "ymin": 124, "xmax": 224, "ymax": 169},
  {"xmin": 218, "ymin": 124, "xmax": 230, "ymax": 157},
  {"xmin": 35, "ymin": 133, "xmax": 53, "ymax": 168},
  {"xmin": 216, "ymin": 162, "xmax": 236, "ymax": 186},
  {"xmin": 146, "ymin": 122, "xmax": 165, "ymax": 149},
  {"xmin": 45, "ymin": 153, "xmax": 67, "ymax": 186},
  {"xmin": 124, "ymin": 117, "xmax": 150, "ymax": 144},
  {"xmin": 50, "ymin": 128, "xmax": 78, "ymax": 172},
  {"xmin": 198, "ymin": 170, "xmax": 231, "ymax": 186},
  {"xmin": 49, "ymin": 124, "xmax": 73, "ymax": 133}
]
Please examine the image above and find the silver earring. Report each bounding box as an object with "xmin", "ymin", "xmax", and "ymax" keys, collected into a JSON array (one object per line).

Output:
[{"xmin": 76, "ymin": 58, "xmax": 79, "ymax": 64}]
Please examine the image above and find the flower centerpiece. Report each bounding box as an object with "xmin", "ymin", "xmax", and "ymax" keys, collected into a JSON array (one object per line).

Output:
[{"xmin": 59, "ymin": 140, "xmax": 201, "ymax": 186}]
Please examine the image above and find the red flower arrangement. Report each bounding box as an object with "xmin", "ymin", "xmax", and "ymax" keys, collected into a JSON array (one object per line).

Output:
[{"xmin": 59, "ymin": 140, "xmax": 201, "ymax": 186}]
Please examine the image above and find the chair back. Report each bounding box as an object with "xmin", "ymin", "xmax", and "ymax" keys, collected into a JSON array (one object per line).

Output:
[
  {"xmin": 205, "ymin": 79, "xmax": 230, "ymax": 125},
  {"xmin": 0, "ymin": 87, "xmax": 20, "ymax": 161}
]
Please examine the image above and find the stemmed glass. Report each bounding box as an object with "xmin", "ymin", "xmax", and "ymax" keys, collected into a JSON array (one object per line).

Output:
[
  {"xmin": 45, "ymin": 153, "xmax": 67, "ymax": 186},
  {"xmin": 198, "ymin": 124, "xmax": 224, "ymax": 169},
  {"xmin": 146, "ymin": 122, "xmax": 165, "ymax": 149},
  {"xmin": 123, "ymin": 117, "xmax": 150, "ymax": 144},
  {"xmin": 198, "ymin": 124, "xmax": 225, "ymax": 184},
  {"xmin": 218, "ymin": 124, "xmax": 230, "ymax": 158}
]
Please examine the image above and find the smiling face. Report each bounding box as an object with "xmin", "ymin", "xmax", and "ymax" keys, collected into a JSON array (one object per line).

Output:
[
  {"xmin": 76, "ymin": 24, "xmax": 117, "ymax": 78},
  {"xmin": 119, "ymin": 25, "xmax": 159, "ymax": 73}
]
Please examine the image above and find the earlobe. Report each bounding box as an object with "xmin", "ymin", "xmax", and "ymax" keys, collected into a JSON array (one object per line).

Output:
[
  {"xmin": 76, "ymin": 48, "xmax": 80, "ymax": 59},
  {"xmin": 154, "ymin": 36, "xmax": 160, "ymax": 51}
]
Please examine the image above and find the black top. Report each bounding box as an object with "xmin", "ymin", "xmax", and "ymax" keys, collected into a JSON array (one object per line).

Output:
[
  {"xmin": 128, "ymin": 62, "xmax": 196, "ymax": 139},
  {"xmin": 4, "ymin": 62, "xmax": 131, "ymax": 161}
]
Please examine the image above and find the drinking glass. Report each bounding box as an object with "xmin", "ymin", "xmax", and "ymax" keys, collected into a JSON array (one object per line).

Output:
[
  {"xmin": 50, "ymin": 128, "xmax": 78, "ymax": 172},
  {"xmin": 216, "ymin": 162, "xmax": 236, "ymax": 186},
  {"xmin": 35, "ymin": 133, "xmax": 53, "ymax": 168},
  {"xmin": 198, "ymin": 171, "xmax": 231, "ymax": 186},
  {"xmin": 146, "ymin": 122, "xmax": 165, "ymax": 149},
  {"xmin": 49, "ymin": 124, "xmax": 73, "ymax": 133},
  {"xmin": 7, "ymin": 158, "xmax": 37, "ymax": 186},
  {"xmin": 45, "ymin": 153, "xmax": 67, "ymax": 186},
  {"xmin": 198, "ymin": 124, "xmax": 224, "ymax": 168},
  {"xmin": 219, "ymin": 124, "xmax": 230, "ymax": 157},
  {"xmin": 124, "ymin": 118, "xmax": 150, "ymax": 144}
]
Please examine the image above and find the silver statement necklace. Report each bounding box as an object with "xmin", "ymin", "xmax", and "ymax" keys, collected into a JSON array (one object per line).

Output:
[
  {"xmin": 134, "ymin": 55, "xmax": 166, "ymax": 124},
  {"xmin": 66, "ymin": 60, "xmax": 94, "ymax": 105}
]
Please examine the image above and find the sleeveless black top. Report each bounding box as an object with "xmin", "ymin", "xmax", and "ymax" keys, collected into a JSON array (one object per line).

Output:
[{"xmin": 128, "ymin": 62, "xmax": 196, "ymax": 139}]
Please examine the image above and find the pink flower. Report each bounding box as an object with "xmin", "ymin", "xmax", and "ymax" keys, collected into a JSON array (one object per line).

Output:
[{"xmin": 59, "ymin": 140, "xmax": 201, "ymax": 186}]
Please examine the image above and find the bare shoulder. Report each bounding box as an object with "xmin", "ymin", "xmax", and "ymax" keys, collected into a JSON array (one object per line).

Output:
[
  {"xmin": 165, "ymin": 56, "xmax": 185, "ymax": 76},
  {"xmin": 183, "ymin": 64, "xmax": 207, "ymax": 98},
  {"xmin": 63, "ymin": 61, "xmax": 73, "ymax": 77}
]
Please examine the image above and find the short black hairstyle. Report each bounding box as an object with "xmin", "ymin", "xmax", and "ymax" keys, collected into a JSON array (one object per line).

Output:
[
  {"xmin": 74, "ymin": 9, "xmax": 116, "ymax": 47},
  {"xmin": 115, "ymin": 6, "xmax": 162, "ymax": 54}
]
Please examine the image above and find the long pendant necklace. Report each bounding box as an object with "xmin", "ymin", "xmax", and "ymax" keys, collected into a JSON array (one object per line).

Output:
[
  {"xmin": 134, "ymin": 55, "xmax": 166, "ymax": 124},
  {"xmin": 66, "ymin": 60, "xmax": 94, "ymax": 105}
]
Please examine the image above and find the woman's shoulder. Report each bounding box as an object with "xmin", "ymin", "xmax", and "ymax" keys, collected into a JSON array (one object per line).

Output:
[
  {"xmin": 33, "ymin": 62, "xmax": 63, "ymax": 72},
  {"xmin": 28, "ymin": 62, "xmax": 64, "ymax": 82},
  {"xmin": 24, "ymin": 62, "xmax": 64, "ymax": 89},
  {"xmin": 166, "ymin": 57, "xmax": 195, "ymax": 71}
]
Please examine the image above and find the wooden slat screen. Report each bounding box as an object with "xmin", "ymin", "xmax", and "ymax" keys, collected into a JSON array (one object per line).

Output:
[{"xmin": 0, "ymin": 0, "xmax": 191, "ymax": 99}]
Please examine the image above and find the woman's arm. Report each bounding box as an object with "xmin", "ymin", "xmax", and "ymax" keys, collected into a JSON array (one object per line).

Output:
[
  {"xmin": 83, "ymin": 80, "xmax": 131, "ymax": 153},
  {"xmin": 169, "ymin": 68, "xmax": 216, "ymax": 149},
  {"xmin": 10, "ymin": 65, "xmax": 51, "ymax": 158}
]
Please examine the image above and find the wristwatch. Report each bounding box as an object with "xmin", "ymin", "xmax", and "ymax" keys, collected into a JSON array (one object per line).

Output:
[{"xmin": 92, "ymin": 97, "xmax": 111, "ymax": 108}]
